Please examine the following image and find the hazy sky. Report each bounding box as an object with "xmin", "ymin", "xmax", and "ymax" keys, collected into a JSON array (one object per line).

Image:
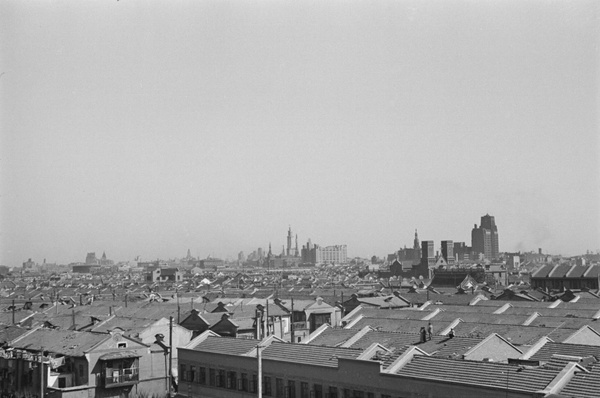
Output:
[{"xmin": 1, "ymin": 1, "xmax": 598, "ymax": 266}]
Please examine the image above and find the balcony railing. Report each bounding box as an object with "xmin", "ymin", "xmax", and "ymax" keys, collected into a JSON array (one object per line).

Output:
[{"xmin": 105, "ymin": 368, "xmax": 139, "ymax": 387}]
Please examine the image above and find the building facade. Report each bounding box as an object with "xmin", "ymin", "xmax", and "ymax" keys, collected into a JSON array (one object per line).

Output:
[{"xmin": 471, "ymin": 214, "xmax": 499, "ymax": 260}]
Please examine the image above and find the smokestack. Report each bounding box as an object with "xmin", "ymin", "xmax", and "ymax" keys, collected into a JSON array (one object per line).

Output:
[{"xmin": 538, "ymin": 248, "xmax": 542, "ymax": 255}]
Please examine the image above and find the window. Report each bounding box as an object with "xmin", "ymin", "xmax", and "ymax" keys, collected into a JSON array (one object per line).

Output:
[
  {"xmin": 227, "ymin": 371, "xmax": 237, "ymax": 389},
  {"xmin": 78, "ymin": 364, "xmax": 84, "ymax": 378},
  {"xmin": 366, "ymin": 394, "xmax": 374, "ymax": 398},
  {"xmin": 198, "ymin": 367, "xmax": 206, "ymax": 384},
  {"xmin": 381, "ymin": 395, "xmax": 391, "ymax": 398},
  {"xmin": 276, "ymin": 378, "xmax": 285, "ymax": 398},
  {"xmin": 264, "ymin": 376, "xmax": 272, "ymax": 396},
  {"xmin": 343, "ymin": 389, "xmax": 351, "ymax": 398},
  {"xmin": 190, "ymin": 366, "xmax": 196, "ymax": 383},
  {"xmin": 353, "ymin": 391, "xmax": 364, "ymax": 398},
  {"xmin": 240, "ymin": 373, "xmax": 249, "ymax": 391},
  {"xmin": 217, "ymin": 369, "xmax": 226, "ymax": 387},
  {"xmin": 250, "ymin": 374, "xmax": 258, "ymax": 393},
  {"xmin": 301, "ymin": 382, "xmax": 309, "ymax": 398},
  {"xmin": 180, "ymin": 365, "xmax": 187, "ymax": 382},
  {"xmin": 117, "ymin": 342, "xmax": 127, "ymax": 349},
  {"xmin": 288, "ymin": 380, "xmax": 296, "ymax": 398},
  {"xmin": 314, "ymin": 384, "xmax": 323, "ymax": 398},
  {"xmin": 328, "ymin": 386, "xmax": 338, "ymax": 398},
  {"xmin": 209, "ymin": 368, "xmax": 216, "ymax": 386}
]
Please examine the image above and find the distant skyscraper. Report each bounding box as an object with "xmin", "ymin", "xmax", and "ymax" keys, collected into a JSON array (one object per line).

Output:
[
  {"xmin": 480, "ymin": 214, "xmax": 499, "ymax": 259},
  {"xmin": 441, "ymin": 240, "xmax": 455, "ymax": 265},
  {"xmin": 286, "ymin": 226, "xmax": 293, "ymax": 257},
  {"xmin": 421, "ymin": 240, "xmax": 435, "ymax": 268},
  {"xmin": 471, "ymin": 214, "xmax": 499, "ymax": 260}
]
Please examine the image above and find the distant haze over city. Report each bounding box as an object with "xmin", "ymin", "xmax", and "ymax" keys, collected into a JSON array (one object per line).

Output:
[{"xmin": 1, "ymin": 1, "xmax": 598, "ymax": 266}]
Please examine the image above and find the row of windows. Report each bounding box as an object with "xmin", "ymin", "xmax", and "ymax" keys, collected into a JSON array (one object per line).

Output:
[{"xmin": 180, "ymin": 364, "xmax": 401, "ymax": 398}]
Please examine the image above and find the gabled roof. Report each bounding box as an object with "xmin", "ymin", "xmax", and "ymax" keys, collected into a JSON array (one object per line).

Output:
[
  {"xmin": 308, "ymin": 327, "xmax": 360, "ymax": 347},
  {"xmin": 192, "ymin": 335, "xmax": 259, "ymax": 356},
  {"xmin": 559, "ymin": 364, "xmax": 600, "ymax": 398},
  {"xmin": 260, "ymin": 341, "xmax": 362, "ymax": 368},
  {"xmin": 397, "ymin": 355, "xmax": 559, "ymax": 392},
  {"xmin": 11, "ymin": 328, "xmax": 109, "ymax": 357}
]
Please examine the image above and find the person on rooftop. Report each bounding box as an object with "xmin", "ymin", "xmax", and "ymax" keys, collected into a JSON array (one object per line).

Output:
[
  {"xmin": 427, "ymin": 322, "xmax": 433, "ymax": 340},
  {"xmin": 420, "ymin": 326, "xmax": 427, "ymax": 343}
]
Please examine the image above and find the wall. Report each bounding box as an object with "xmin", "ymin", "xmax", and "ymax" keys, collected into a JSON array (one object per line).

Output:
[{"xmin": 177, "ymin": 348, "xmax": 536, "ymax": 398}]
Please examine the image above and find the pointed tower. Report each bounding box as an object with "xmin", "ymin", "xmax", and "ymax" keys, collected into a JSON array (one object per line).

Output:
[
  {"xmin": 268, "ymin": 243, "xmax": 272, "ymax": 258},
  {"xmin": 294, "ymin": 234, "xmax": 299, "ymax": 257},
  {"xmin": 286, "ymin": 226, "xmax": 292, "ymax": 257},
  {"xmin": 186, "ymin": 249, "xmax": 192, "ymax": 259},
  {"xmin": 413, "ymin": 229, "xmax": 421, "ymax": 264}
]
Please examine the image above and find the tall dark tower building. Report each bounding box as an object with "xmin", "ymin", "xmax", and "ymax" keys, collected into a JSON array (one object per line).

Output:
[
  {"xmin": 471, "ymin": 214, "xmax": 499, "ymax": 260},
  {"xmin": 441, "ymin": 240, "xmax": 455, "ymax": 265},
  {"xmin": 421, "ymin": 240, "xmax": 435, "ymax": 268},
  {"xmin": 480, "ymin": 214, "xmax": 499, "ymax": 259}
]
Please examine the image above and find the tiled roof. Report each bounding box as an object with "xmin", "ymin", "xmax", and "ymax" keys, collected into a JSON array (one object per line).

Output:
[
  {"xmin": 0, "ymin": 310, "xmax": 35, "ymax": 325},
  {"xmin": 425, "ymin": 304, "xmax": 499, "ymax": 314},
  {"xmin": 261, "ymin": 341, "xmax": 362, "ymax": 367},
  {"xmin": 345, "ymin": 329, "xmax": 481, "ymax": 359},
  {"xmin": 450, "ymin": 322, "xmax": 576, "ymax": 345},
  {"xmin": 0, "ymin": 325, "xmax": 32, "ymax": 343},
  {"xmin": 401, "ymin": 292, "xmax": 477, "ymax": 306},
  {"xmin": 532, "ymin": 264, "xmax": 554, "ymax": 278},
  {"xmin": 349, "ymin": 317, "xmax": 454, "ymax": 334},
  {"xmin": 192, "ymin": 335, "xmax": 259, "ymax": 356},
  {"xmin": 566, "ymin": 264, "xmax": 589, "ymax": 278},
  {"xmin": 398, "ymin": 356, "xmax": 558, "ymax": 392},
  {"xmin": 502, "ymin": 307, "xmax": 599, "ymax": 318},
  {"xmin": 549, "ymin": 264, "xmax": 572, "ymax": 278},
  {"xmin": 309, "ymin": 328, "xmax": 358, "ymax": 347},
  {"xmin": 584, "ymin": 265, "xmax": 600, "ymax": 278},
  {"xmin": 527, "ymin": 316, "xmax": 598, "ymax": 330},
  {"xmin": 529, "ymin": 342, "xmax": 600, "ymax": 363},
  {"xmin": 91, "ymin": 316, "xmax": 158, "ymax": 334},
  {"xmin": 12, "ymin": 328, "xmax": 108, "ymax": 357},
  {"xmin": 429, "ymin": 311, "xmax": 531, "ymax": 325},
  {"xmin": 559, "ymin": 365, "xmax": 600, "ymax": 398}
]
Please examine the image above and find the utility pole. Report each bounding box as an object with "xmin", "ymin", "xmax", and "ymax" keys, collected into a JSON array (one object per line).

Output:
[
  {"xmin": 257, "ymin": 344, "xmax": 263, "ymax": 398},
  {"xmin": 40, "ymin": 346, "xmax": 44, "ymax": 398},
  {"xmin": 169, "ymin": 316, "xmax": 173, "ymax": 397},
  {"xmin": 290, "ymin": 298, "xmax": 295, "ymax": 343},
  {"xmin": 177, "ymin": 290, "xmax": 180, "ymax": 323}
]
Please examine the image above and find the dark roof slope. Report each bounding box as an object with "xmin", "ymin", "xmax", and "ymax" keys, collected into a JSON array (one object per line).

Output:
[
  {"xmin": 261, "ymin": 341, "xmax": 362, "ymax": 367},
  {"xmin": 12, "ymin": 329, "xmax": 108, "ymax": 357},
  {"xmin": 398, "ymin": 355, "xmax": 558, "ymax": 392},
  {"xmin": 559, "ymin": 365, "xmax": 600, "ymax": 398},
  {"xmin": 308, "ymin": 328, "xmax": 358, "ymax": 347},
  {"xmin": 530, "ymin": 342, "xmax": 600, "ymax": 363},
  {"xmin": 192, "ymin": 335, "xmax": 258, "ymax": 356}
]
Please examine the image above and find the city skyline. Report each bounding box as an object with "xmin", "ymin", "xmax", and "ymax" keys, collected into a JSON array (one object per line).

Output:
[{"xmin": 1, "ymin": 1, "xmax": 599, "ymax": 266}]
